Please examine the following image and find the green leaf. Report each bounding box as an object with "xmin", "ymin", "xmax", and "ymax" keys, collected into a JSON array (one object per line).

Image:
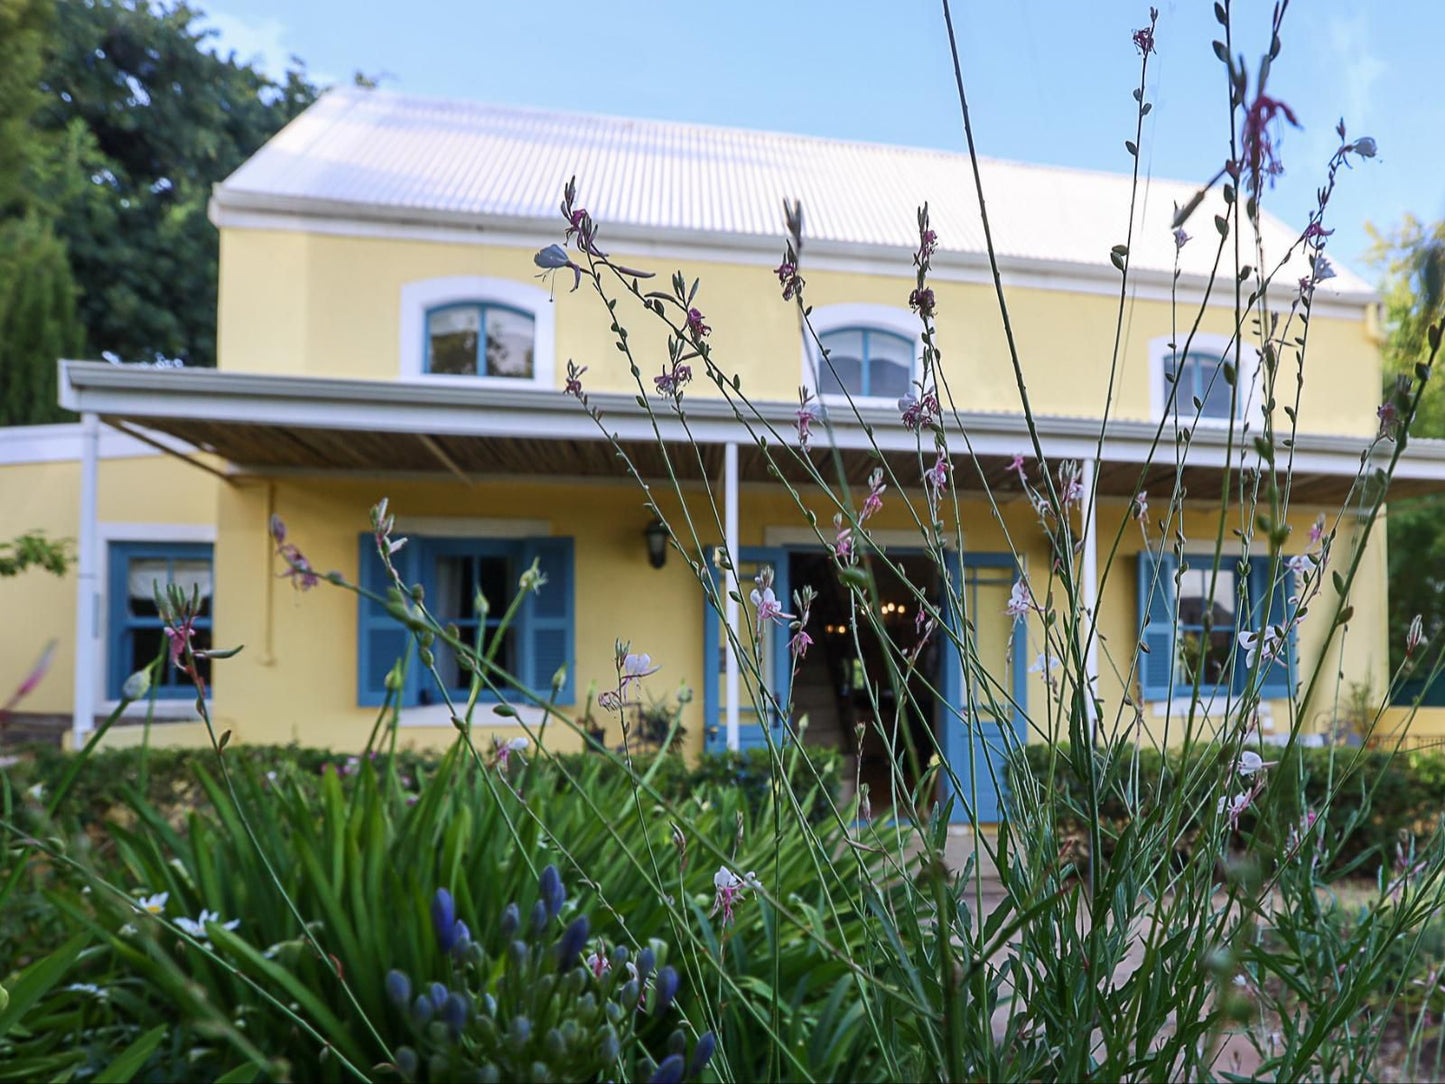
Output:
[
  {"xmin": 214, "ymin": 1066, "xmax": 262, "ymax": 1084},
  {"xmin": 0, "ymin": 933, "xmax": 89, "ymax": 1038},
  {"xmin": 96, "ymin": 1024, "xmax": 167, "ymax": 1082}
]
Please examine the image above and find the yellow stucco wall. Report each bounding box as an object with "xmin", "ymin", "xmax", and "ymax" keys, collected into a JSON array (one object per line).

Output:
[
  {"xmin": 215, "ymin": 228, "xmax": 1381, "ymax": 438},
  {"xmin": 0, "ymin": 452, "xmax": 219, "ymax": 715}
]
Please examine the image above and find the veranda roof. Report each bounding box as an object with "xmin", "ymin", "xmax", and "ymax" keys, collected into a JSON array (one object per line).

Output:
[{"xmin": 59, "ymin": 361, "xmax": 1445, "ymax": 503}]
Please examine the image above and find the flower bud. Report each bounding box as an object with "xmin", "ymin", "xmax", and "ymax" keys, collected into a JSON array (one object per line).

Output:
[
  {"xmin": 635, "ymin": 947, "xmax": 655, "ymax": 981},
  {"xmin": 539, "ymin": 864, "xmax": 565, "ymax": 921},
  {"xmin": 557, "ymin": 916, "xmax": 590, "ymax": 970},
  {"xmin": 544, "ymin": 1026, "xmax": 566, "ymax": 1060},
  {"xmin": 431, "ymin": 888, "xmax": 457, "ymax": 951},
  {"xmin": 1352, "ymin": 136, "xmax": 1377, "ymax": 158},
  {"xmin": 394, "ymin": 1046, "xmax": 418, "ymax": 1080},
  {"xmin": 689, "ymin": 1032, "xmax": 717, "ymax": 1077},
  {"xmin": 529, "ymin": 900, "xmax": 548, "ymax": 937},
  {"xmin": 385, "ymin": 969, "xmax": 411, "ymax": 1007},
  {"xmin": 442, "ymin": 991, "xmax": 469, "ymax": 1037},
  {"xmin": 429, "ymin": 982, "xmax": 448, "ymax": 1011},
  {"xmin": 499, "ymin": 902, "xmax": 520, "ymax": 939},
  {"xmin": 648, "ymin": 1054, "xmax": 685, "ymax": 1084},
  {"xmin": 609, "ymin": 945, "xmax": 629, "ymax": 973},
  {"xmin": 652, "ymin": 966, "xmax": 679, "ymax": 1015},
  {"xmin": 509, "ymin": 1014, "xmax": 532, "ymax": 1048},
  {"xmin": 121, "ymin": 669, "xmax": 151, "ymax": 701},
  {"xmin": 451, "ymin": 920, "xmax": 471, "ymax": 957},
  {"xmin": 598, "ymin": 1026, "xmax": 620, "ymax": 1063},
  {"xmin": 411, "ymin": 995, "xmax": 434, "ymax": 1024}
]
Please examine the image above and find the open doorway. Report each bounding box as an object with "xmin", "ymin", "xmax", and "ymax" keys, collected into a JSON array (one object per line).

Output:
[{"xmin": 788, "ymin": 550, "xmax": 941, "ymax": 815}]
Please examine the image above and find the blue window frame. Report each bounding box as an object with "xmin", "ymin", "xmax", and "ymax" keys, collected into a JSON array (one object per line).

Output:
[
  {"xmin": 425, "ymin": 302, "xmax": 536, "ymax": 378},
  {"xmin": 1164, "ymin": 351, "xmax": 1235, "ymax": 421},
  {"xmin": 107, "ymin": 542, "xmax": 213, "ymax": 699},
  {"xmin": 816, "ymin": 327, "xmax": 914, "ymax": 399},
  {"xmin": 1137, "ymin": 552, "xmax": 1295, "ymax": 701},
  {"xmin": 357, "ymin": 534, "xmax": 574, "ymax": 708}
]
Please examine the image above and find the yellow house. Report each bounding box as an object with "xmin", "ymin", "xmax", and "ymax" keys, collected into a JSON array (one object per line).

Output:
[{"xmin": 6, "ymin": 89, "xmax": 1445, "ymax": 819}]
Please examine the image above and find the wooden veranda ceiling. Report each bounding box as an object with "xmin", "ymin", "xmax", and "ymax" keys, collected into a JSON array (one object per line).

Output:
[{"xmin": 110, "ymin": 414, "xmax": 1435, "ymax": 504}]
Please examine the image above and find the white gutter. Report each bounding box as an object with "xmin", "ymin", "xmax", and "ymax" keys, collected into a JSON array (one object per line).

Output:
[
  {"xmin": 71, "ymin": 413, "xmax": 100, "ymax": 746},
  {"xmin": 59, "ymin": 360, "xmax": 1445, "ymax": 487}
]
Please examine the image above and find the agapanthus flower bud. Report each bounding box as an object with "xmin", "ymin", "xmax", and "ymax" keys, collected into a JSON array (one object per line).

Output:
[
  {"xmin": 121, "ymin": 668, "xmax": 151, "ymax": 701},
  {"xmin": 530, "ymin": 900, "xmax": 548, "ymax": 936},
  {"xmin": 429, "ymin": 982, "xmax": 448, "ymax": 1011},
  {"xmin": 442, "ymin": 991, "xmax": 469, "ymax": 1036},
  {"xmin": 394, "ymin": 1046, "xmax": 418, "ymax": 1079},
  {"xmin": 652, "ymin": 966, "xmax": 680, "ymax": 1014},
  {"xmin": 648, "ymin": 1054, "xmax": 686, "ymax": 1084},
  {"xmin": 411, "ymin": 995, "xmax": 435, "ymax": 1024},
  {"xmin": 431, "ymin": 888, "xmax": 457, "ymax": 951},
  {"xmin": 635, "ymin": 946, "xmax": 656, "ymax": 981},
  {"xmin": 557, "ymin": 916, "xmax": 590, "ymax": 970},
  {"xmin": 690, "ymin": 1032, "xmax": 717, "ymax": 1077},
  {"xmin": 539, "ymin": 864, "xmax": 566, "ymax": 921},
  {"xmin": 451, "ymin": 920, "xmax": 471, "ymax": 957},
  {"xmin": 499, "ymin": 902, "xmax": 520, "ymax": 940},
  {"xmin": 385, "ymin": 969, "xmax": 412, "ymax": 1007},
  {"xmin": 509, "ymin": 1015, "xmax": 533, "ymax": 1047}
]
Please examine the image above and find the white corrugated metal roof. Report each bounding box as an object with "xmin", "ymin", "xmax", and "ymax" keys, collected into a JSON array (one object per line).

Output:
[{"xmin": 215, "ymin": 87, "xmax": 1373, "ymax": 298}]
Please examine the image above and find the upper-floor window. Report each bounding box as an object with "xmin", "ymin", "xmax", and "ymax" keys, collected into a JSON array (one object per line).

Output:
[
  {"xmin": 1150, "ymin": 333, "xmax": 1258, "ymax": 426},
  {"xmin": 817, "ymin": 328, "xmax": 914, "ymax": 400},
  {"xmin": 803, "ymin": 303, "xmax": 924, "ymax": 404},
  {"xmin": 400, "ymin": 276, "xmax": 555, "ymax": 388},
  {"xmin": 426, "ymin": 303, "xmax": 536, "ymax": 379}
]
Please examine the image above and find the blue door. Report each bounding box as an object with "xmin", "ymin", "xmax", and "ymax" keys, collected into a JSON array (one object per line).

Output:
[
  {"xmin": 939, "ymin": 552, "xmax": 1028, "ymax": 824},
  {"xmin": 702, "ymin": 546, "xmax": 790, "ymax": 752}
]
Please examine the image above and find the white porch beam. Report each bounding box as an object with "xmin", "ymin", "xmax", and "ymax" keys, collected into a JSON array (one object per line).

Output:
[
  {"xmin": 71, "ymin": 412, "xmax": 100, "ymax": 745},
  {"xmin": 724, "ymin": 442, "xmax": 740, "ymax": 752}
]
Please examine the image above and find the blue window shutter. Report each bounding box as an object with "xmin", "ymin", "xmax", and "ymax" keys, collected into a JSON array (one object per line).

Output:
[
  {"xmin": 520, "ymin": 536, "xmax": 574, "ymax": 701},
  {"xmin": 357, "ymin": 534, "xmax": 415, "ymax": 707},
  {"xmin": 1137, "ymin": 550, "xmax": 1178, "ymax": 701},
  {"xmin": 1248, "ymin": 557, "xmax": 1295, "ymax": 699}
]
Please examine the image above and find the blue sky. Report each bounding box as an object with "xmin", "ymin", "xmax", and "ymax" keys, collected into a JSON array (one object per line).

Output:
[{"xmin": 201, "ymin": 0, "xmax": 1443, "ymax": 282}]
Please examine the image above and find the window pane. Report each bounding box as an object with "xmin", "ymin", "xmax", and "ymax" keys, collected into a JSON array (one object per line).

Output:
[
  {"xmin": 866, "ymin": 331, "xmax": 913, "ymax": 400},
  {"xmin": 1192, "ymin": 355, "xmax": 1235, "ymax": 419},
  {"xmin": 172, "ymin": 558, "xmax": 213, "ymax": 617},
  {"xmin": 1177, "ymin": 568, "xmax": 1237, "ymax": 626},
  {"xmin": 127, "ymin": 559, "xmax": 168, "ymax": 617},
  {"xmin": 1180, "ymin": 629, "xmax": 1234, "ymax": 686},
  {"xmin": 433, "ymin": 556, "xmax": 479, "ymax": 621},
  {"xmin": 428, "ymin": 306, "xmax": 481, "ymax": 375},
  {"xmin": 432, "ymin": 628, "xmax": 513, "ymax": 696},
  {"xmin": 477, "ymin": 555, "xmax": 512, "ymax": 615},
  {"xmin": 818, "ymin": 330, "xmax": 864, "ymax": 396},
  {"xmin": 485, "ymin": 308, "xmax": 535, "ymax": 378}
]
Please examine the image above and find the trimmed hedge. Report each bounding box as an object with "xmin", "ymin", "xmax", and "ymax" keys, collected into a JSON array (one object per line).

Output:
[{"xmin": 1023, "ymin": 741, "xmax": 1445, "ymax": 876}]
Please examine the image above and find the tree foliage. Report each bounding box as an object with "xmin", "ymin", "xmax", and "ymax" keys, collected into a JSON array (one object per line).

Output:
[
  {"xmin": 31, "ymin": 0, "xmax": 319, "ymax": 369},
  {"xmin": 1366, "ymin": 215, "xmax": 1445, "ymax": 676}
]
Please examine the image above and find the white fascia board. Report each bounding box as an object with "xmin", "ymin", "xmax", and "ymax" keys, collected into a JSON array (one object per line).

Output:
[
  {"xmin": 0, "ymin": 420, "xmax": 197, "ymax": 465},
  {"xmin": 60, "ymin": 359, "xmax": 1445, "ymax": 484},
  {"xmin": 208, "ymin": 193, "xmax": 1378, "ymax": 319}
]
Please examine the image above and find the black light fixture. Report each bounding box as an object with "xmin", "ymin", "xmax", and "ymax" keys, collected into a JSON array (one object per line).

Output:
[{"xmin": 643, "ymin": 518, "xmax": 669, "ymax": 569}]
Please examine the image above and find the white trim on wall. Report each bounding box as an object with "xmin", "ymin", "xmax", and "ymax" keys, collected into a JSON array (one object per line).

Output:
[
  {"xmin": 0, "ymin": 422, "xmax": 192, "ymax": 466},
  {"xmin": 763, "ymin": 525, "xmax": 959, "ymax": 551},
  {"xmin": 398, "ymin": 276, "xmax": 556, "ymax": 390},
  {"xmin": 1147, "ymin": 333, "xmax": 1265, "ymax": 431},
  {"xmin": 96, "ymin": 522, "xmax": 217, "ymax": 721},
  {"xmin": 800, "ymin": 303, "xmax": 926, "ymax": 407},
  {"xmin": 397, "ymin": 702, "xmax": 548, "ymax": 729}
]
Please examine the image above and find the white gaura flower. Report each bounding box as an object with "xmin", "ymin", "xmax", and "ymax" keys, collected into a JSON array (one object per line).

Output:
[
  {"xmin": 1235, "ymin": 751, "xmax": 1276, "ymax": 777},
  {"xmin": 1005, "ymin": 579, "xmax": 1032, "ymax": 619},
  {"xmin": 135, "ymin": 892, "xmax": 169, "ymax": 915},
  {"xmin": 1218, "ymin": 792, "xmax": 1252, "ymax": 827},
  {"xmin": 1237, "ymin": 627, "xmax": 1282, "ymax": 670},
  {"xmin": 711, "ymin": 866, "xmax": 762, "ymax": 926},
  {"xmin": 175, "ymin": 909, "xmax": 240, "ymax": 939}
]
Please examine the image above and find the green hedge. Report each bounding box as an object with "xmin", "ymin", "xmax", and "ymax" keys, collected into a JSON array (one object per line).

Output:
[{"xmin": 1023, "ymin": 742, "xmax": 1445, "ymax": 875}]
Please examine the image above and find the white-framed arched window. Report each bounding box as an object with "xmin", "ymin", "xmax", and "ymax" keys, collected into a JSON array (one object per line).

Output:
[
  {"xmin": 1148, "ymin": 333, "xmax": 1263, "ymax": 426},
  {"xmin": 399, "ymin": 276, "xmax": 556, "ymax": 388},
  {"xmin": 801, "ymin": 303, "xmax": 925, "ymax": 404}
]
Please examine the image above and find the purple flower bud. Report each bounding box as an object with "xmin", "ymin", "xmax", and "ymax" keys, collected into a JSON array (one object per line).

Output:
[
  {"xmin": 431, "ymin": 888, "xmax": 457, "ymax": 951},
  {"xmin": 533, "ymin": 244, "xmax": 571, "ymax": 270},
  {"xmin": 429, "ymin": 982, "xmax": 448, "ymax": 1011},
  {"xmin": 598, "ymin": 1027, "xmax": 620, "ymax": 1062},
  {"xmin": 648, "ymin": 1054, "xmax": 686, "ymax": 1084},
  {"xmin": 499, "ymin": 902, "xmax": 520, "ymax": 939},
  {"xmin": 652, "ymin": 966, "xmax": 680, "ymax": 1015},
  {"xmin": 539, "ymin": 864, "xmax": 565, "ymax": 921},
  {"xmin": 635, "ymin": 946, "xmax": 655, "ymax": 981},
  {"xmin": 442, "ymin": 991, "xmax": 469, "ymax": 1036},
  {"xmin": 689, "ymin": 1032, "xmax": 717, "ymax": 1077},
  {"xmin": 557, "ymin": 915, "xmax": 590, "ymax": 970},
  {"xmin": 395, "ymin": 1046, "xmax": 418, "ymax": 1078},
  {"xmin": 451, "ymin": 920, "xmax": 471, "ymax": 957},
  {"xmin": 411, "ymin": 995, "xmax": 434, "ymax": 1024},
  {"xmin": 1352, "ymin": 136, "xmax": 1377, "ymax": 158},
  {"xmin": 385, "ymin": 969, "xmax": 412, "ymax": 1007},
  {"xmin": 530, "ymin": 900, "xmax": 548, "ymax": 936}
]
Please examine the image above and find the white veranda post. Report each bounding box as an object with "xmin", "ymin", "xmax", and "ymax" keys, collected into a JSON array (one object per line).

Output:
[
  {"xmin": 72, "ymin": 412, "xmax": 101, "ymax": 746},
  {"xmin": 724, "ymin": 441, "xmax": 740, "ymax": 752}
]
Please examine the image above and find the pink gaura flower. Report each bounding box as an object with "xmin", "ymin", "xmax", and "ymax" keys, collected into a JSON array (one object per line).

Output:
[
  {"xmin": 861, "ymin": 468, "xmax": 886, "ymax": 521},
  {"xmin": 833, "ymin": 515, "xmax": 854, "ymax": 562},
  {"xmin": 686, "ymin": 307, "xmax": 710, "ymax": 340},
  {"xmin": 775, "ymin": 259, "xmax": 804, "ymax": 301},
  {"xmin": 564, "ymin": 360, "xmax": 588, "ymax": 398},
  {"xmin": 924, "ymin": 452, "xmax": 950, "ymax": 492},
  {"xmin": 1131, "ymin": 7, "xmax": 1158, "ymax": 55},
  {"xmin": 789, "ymin": 629, "xmax": 813, "ymax": 659},
  {"xmin": 749, "ymin": 585, "xmax": 794, "ymax": 633},
  {"xmin": 494, "ymin": 735, "xmax": 528, "ymax": 771},
  {"xmin": 1242, "ymin": 93, "xmax": 1300, "ymax": 190},
  {"xmin": 1005, "ymin": 579, "xmax": 1032, "ymax": 619},
  {"xmin": 711, "ymin": 866, "xmax": 761, "ymax": 926},
  {"xmin": 795, "ymin": 388, "xmax": 816, "ymax": 451},
  {"xmin": 654, "ymin": 362, "xmax": 692, "ymax": 399},
  {"xmin": 1309, "ymin": 514, "xmax": 1326, "ymax": 547},
  {"xmin": 1173, "ymin": 228, "xmax": 1190, "ymax": 251},
  {"xmin": 1218, "ymin": 791, "xmax": 1252, "ymax": 830},
  {"xmin": 1407, "ymin": 614, "xmax": 1426, "ymax": 656},
  {"xmin": 908, "ymin": 287, "xmax": 935, "ymax": 318},
  {"xmin": 1, "ymin": 640, "xmax": 57, "ymax": 716},
  {"xmin": 1303, "ymin": 221, "xmax": 1334, "ymax": 245}
]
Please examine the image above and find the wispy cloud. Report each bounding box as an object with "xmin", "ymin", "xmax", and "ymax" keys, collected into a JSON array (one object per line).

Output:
[
  {"xmin": 200, "ymin": 10, "xmax": 338, "ymax": 86},
  {"xmin": 1326, "ymin": 13, "xmax": 1385, "ymax": 131}
]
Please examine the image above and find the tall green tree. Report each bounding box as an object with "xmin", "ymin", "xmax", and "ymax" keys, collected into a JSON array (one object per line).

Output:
[
  {"xmin": 1367, "ymin": 215, "xmax": 1445, "ymax": 680},
  {"xmin": 31, "ymin": 0, "xmax": 318, "ymax": 368}
]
